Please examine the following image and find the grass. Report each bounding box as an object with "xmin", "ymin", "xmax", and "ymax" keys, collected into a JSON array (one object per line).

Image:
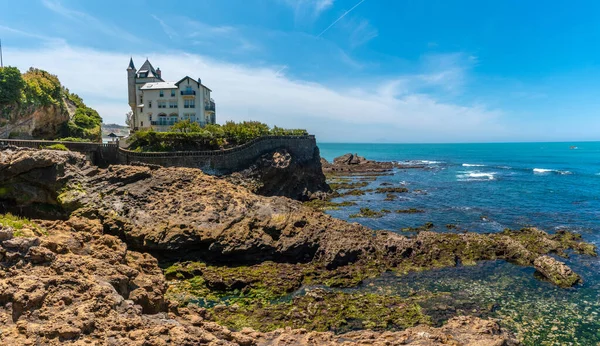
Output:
[{"xmin": 0, "ymin": 213, "xmax": 44, "ymax": 236}]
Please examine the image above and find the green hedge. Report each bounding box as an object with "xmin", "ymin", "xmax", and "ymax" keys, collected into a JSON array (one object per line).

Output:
[{"xmin": 128, "ymin": 121, "xmax": 308, "ymax": 152}]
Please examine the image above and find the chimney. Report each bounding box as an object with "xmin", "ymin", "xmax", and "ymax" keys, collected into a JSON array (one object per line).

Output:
[
  {"xmin": 198, "ymin": 78, "xmax": 202, "ymax": 84},
  {"xmin": 156, "ymin": 68, "xmax": 162, "ymax": 78}
]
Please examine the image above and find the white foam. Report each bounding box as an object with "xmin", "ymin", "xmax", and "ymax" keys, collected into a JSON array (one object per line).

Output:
[
  {"xmin": 462, "ymin": 163, "xmax": 486, "ymax": 167},
  {"xmin": 418, "ymin": 160, "xmax": 442, "ymax": 164},
  {"xmin": 457, "ymin": 171, "xmax": 496, "ymax": 181},
  {"xmin": 533, "ymin": 168, "xmax": 572, "ymax": 175}
]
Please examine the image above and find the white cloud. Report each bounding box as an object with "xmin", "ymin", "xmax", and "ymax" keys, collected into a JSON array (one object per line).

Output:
[
  {"xmin": 283, "ymin": 0, "xmax": 335, "ymax": 23},
  {"xmin": 5, "ymin": 44, "xmax": 504, "ymax": 142},
  {"xmin": 151, "ymin": 15, "xmax": 178, "ymax": 40}
]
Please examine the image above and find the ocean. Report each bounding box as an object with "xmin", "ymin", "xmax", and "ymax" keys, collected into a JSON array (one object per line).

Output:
[{"xmin": 318, "ymin": 142, "xmax": 600, "ymax": 345}]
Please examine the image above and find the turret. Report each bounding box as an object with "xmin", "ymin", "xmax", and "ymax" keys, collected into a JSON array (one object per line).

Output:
[{"xmin": 127, "ymin": 58, "xmax": 137, "ymax": 110}]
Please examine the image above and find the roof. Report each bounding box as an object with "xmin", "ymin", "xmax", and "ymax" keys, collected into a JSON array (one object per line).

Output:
[
  {"xmin": 127, "ymin": 58, "xmax": 135, "ymax": 70},
  {"xmin": 136, "ymin": 59, "xmax": 164, "ymax": 81},
  {"xmin": 175, "ymin": 76, "xmax": 212, "ymax": 91},
  {"xmin": 140, "ymin": 82, "xmax": 178, "ymax": 90}
]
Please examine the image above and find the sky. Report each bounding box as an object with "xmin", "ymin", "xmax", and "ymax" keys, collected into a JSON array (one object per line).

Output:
[{"xmin": 1, "ymin": 0, "xmax": 600, "ymax": 143}]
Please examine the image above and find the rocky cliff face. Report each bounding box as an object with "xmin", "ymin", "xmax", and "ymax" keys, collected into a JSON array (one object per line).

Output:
[
  {"xmin": 224, "ymin": 148, "xmax": 330, "ymax": 201},
  {"xmin": 0, "ymin": 99, "xmax": 75, "ymax": 139}
]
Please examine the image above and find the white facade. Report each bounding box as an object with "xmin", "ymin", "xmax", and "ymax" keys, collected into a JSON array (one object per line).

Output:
[{"xmin": 127, "ymin": 59, "xmax": 216, "ymax": 131}]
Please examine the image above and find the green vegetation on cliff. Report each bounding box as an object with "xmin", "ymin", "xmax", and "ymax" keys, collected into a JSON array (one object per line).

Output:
[
  {"xmin": 128, "ymin": 121, "xmax": 308, "ymax": 152},
  {"xmin": 0, "ymin": 66, "xmax": 102, "ymax": 141}
]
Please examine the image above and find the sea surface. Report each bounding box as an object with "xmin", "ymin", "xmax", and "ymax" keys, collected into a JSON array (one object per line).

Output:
[{"xmin": 318, "ymin": 142, "xmax": 600, "ymax": 345}]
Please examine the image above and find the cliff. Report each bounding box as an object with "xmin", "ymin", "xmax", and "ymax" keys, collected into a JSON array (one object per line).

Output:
[{"xmin": 0, "ymin": 67, "xmax": 101, "ymax": 142}]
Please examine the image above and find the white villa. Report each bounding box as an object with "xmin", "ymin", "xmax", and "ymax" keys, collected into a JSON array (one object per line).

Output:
[{"xmin": 127, "ymin": 58, "xmax": 216, "ymax": 132}]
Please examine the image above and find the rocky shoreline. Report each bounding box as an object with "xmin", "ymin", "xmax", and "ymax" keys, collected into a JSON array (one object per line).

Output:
[{"xmin": 0, "ymin": 147, "xmax": 596, "ymax": 345}]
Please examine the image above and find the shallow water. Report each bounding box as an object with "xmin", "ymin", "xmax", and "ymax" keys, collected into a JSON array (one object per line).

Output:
[{"xmin": 318, "ymin": 142, "xmax": 600, "ymax": 345}]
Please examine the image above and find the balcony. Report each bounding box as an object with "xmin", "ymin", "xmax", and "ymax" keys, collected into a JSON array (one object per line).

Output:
[
  {"xmin": 205, "ymin": 101, "xmax": 216, "ymax": 112},
  {"xmin": 180, "ymin": 90, "xmax": 196, "ymax": 96},
  {"xmin": 151, "ymin": 121, "xmax": 178, "ymax": 126}
]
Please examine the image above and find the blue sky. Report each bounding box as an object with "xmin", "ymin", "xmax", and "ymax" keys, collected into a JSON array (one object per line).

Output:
[{"xmin": 1, "ymin": 0, "xmax": 600, "ymax": 142}]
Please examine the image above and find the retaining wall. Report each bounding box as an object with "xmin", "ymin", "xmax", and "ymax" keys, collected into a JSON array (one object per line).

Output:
[
  {"xmin": 118, "ymin": 135, "xmax": 318, "ymax": 175},
  {"xmin": 0, "ymin": 136, "xmax": 318, "ymax": 176}
]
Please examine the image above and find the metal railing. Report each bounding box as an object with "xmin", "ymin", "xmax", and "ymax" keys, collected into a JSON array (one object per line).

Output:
[{"xmin": 180, "ymin": 90, "xmax": 196, "ymax": 96}]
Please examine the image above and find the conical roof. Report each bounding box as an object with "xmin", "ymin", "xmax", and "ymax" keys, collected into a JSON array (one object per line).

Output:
[{"xmin": 127, "ymin": 57, "xmax": 135, "ymax": 70}]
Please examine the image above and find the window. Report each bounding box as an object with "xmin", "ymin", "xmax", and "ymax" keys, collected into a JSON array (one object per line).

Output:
[
  {"xmin": 159, "ymin": 90, "xmax": 164, "ymax": 97},
  {"xmin": 141, "ymin": 121, "xmax": 144, "ymax": 127},
  {"xmin": 171, "ymin": 90, "xmax": 175, "ymax": 97},
  {"xmin": 169, "ymin": 101, "xmax": 178, "ymax": 108},
  {"xmin": 184, "ymin": 99, "xmax": 195, "ymax": 108},
  {"xmin": 149, "ymin": 100, "xmax": 152, "ymax": 108},
  {"xmin": 158, "ymin": 101, "xmax": 167, "ymax": 108}
]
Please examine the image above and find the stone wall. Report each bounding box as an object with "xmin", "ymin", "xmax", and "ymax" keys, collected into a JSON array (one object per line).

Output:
[
  {"xmin": 0, "ymin": 136, "xmax": 319, "ymax": 176},
  {"xmin": 118, "ymin": 135, "xmax": 318, "ymax": 175}
]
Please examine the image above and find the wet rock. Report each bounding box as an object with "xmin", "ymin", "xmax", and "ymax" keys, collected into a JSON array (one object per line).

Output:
[{"xmin": 534, "ymin": 255, "xmax": 581, "ymax": 287}]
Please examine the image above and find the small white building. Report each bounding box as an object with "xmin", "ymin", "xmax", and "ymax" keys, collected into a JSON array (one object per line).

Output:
[{"xmin": 127, "ymin": 58, "xmax": 216, "ymax": 132}]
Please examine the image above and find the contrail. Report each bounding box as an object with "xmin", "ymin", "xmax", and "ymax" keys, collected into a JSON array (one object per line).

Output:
[{"xmin": 316, "ymin": 0, "xmax": 367, "ymax": 38}]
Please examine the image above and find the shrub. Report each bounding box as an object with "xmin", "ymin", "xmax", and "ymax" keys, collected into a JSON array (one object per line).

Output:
[
  {"xmin": 0, "ymin": 66, "xmax": 25, "ymax": 105},
  {"xmin": 40, "ymin": 143, "xmax": 69, "ymax": 151},
  {"xmin": 128, "ymin": 121, "xmax": 308, "ymax": 152},
  {"xmin": 22, "ymin": 68, "xmax": 62, "ymax": 106}
]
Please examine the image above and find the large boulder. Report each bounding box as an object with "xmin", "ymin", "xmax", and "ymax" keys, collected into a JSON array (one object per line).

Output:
[
  {"xmin": 0, "ymin": 147, "xmax": 89, "ymax": 218},
  {"xmin": 534, "ymin": 255, "xmax": 581, "ymax": 287},
  {"xmin": 225, "ymin": 148, "xmax": 331, "ymax": 201}
]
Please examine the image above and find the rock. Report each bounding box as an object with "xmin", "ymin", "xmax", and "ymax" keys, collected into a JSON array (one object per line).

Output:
[
  {"xmin": 0, "ymin": 228, "xmax": 14, "ymax": 241},
  {"xmin": 323, "ymin": 153, "xmax": 394, "ymax": 174},
  {"xmin": 25, "ymin": 246, "xmax": 55, "ymax": 264},
  {"xmin": 0, "ymin": 147, "xmax": 88, "ymax": 218},
  {"xmin": 2, "ymin": 237, "xmax": 40, "ymax": 253},
  {"xmin": 534, "ymin": 255, "xmax": 581, "ymax": 287},
  {"xmin": 224, "ymin": 148, "xmax": 330, "ymax": 201}
]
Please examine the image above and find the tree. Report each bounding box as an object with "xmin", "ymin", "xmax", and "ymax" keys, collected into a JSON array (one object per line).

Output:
[
  {"xmin": 0, "ymin": 66, "xmax": 25, "ymax": 105},
  {"xmin": 125, "ymin": 111, "xmax": 133, "ymax": 127}
]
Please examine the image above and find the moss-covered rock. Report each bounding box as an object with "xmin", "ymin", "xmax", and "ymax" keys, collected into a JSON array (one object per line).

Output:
[{"xmin": 207, "ymin": 289, "xmax": 431, "ymax": 333}]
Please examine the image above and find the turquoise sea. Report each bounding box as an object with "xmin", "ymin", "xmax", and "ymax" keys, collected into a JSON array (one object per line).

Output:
[{"xmin": 318, "ymin": 142, "xmax": 600, "ymax": 345}]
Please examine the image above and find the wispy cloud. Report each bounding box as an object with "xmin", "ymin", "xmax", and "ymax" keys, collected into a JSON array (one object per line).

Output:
[
  {"xmin": 5, "ymin": 43, "xmax": 505, "ymax": 143},
  {"xmin": 317, "ymin": 0, "xmax": 367, "ymax": 37},
  {"xmin": 282, "ymin": 0, "xmax": 335, "ymax": 24},
  {"xmin": 0, "ymin": 24, "xmax": 65, "ymax": 44},
  {"xmin": 346, "ymin": 18, "xmax": 378, "ymax": 48},
  {"xmin": 182, "ymin": 18, "xmax": 260, "ymax": 53},
  {"xmin": 41, "ymin": 0, "xmax": 141, "ymax": 43},
  {"xmin": 151, "ymin": 15, "xmax": 178, "ymax": 40}
]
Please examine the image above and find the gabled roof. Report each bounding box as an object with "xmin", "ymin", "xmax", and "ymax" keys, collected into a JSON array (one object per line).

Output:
[
  {"xmin": 175, "ymin": 76, "xmax": 212, "ymax": 91},
  {"xmin": 136, "ymin": 59, "xmax": 164, "ymax": 81},
  {"xmin": 175, "ymin": 76, "xmax": 199, "ymax": 87}
]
